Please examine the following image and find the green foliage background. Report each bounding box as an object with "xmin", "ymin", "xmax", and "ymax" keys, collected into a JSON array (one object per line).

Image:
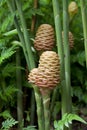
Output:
[{"xmin": 0, "ymin": 0, "xmax": 87, "ymax": 128}]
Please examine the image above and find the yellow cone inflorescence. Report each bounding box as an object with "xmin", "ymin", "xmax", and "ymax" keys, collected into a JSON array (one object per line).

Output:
[{"xmin": 68, "ymin": 1, "xmax": 78, "ymax": 16}]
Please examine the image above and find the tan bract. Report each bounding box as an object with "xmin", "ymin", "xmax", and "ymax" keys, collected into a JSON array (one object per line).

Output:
[
  {"xmin": 34, "ymin": 24, "xmax": 55, "ymax": 51},
  {"xmin": 36, "ymin": 51, "xmax": 60, "ymax": 89},
  {"xmin": 62, "ymin": 31, "xmax": 74, "ymax": 49},
  {"xmin": 28, "ymin": 68, "xmax": 38, "ymax": 84}
]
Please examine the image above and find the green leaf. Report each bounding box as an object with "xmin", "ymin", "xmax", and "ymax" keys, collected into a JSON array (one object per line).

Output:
[
  {"xmin": 0, "ymin": 110, "xmax": 12, "ymax": 119},
  {"xmin": 54, "ymin": 121, "xmax": 58, "ymax": 128},
  {"xmin": 76, "ymin": 51, "xmax": 85, "ymax": 66},
  {"xmin": 53, "ymin": 101, "xmax": 61, "ymax": 119},
  {"xmin": 65, "ymin": 121, "xmax": 69, "ymax": 127},
  {"xmin": 1, "ymin": 15, "xmax": 14, "ymax": 33},
  {"xmin": 0, "ymin": 85, "xmax": 18, "ymax": 102},
  {"xmin": 82, "ymin": 94, "xmax": 87, "ymax": 103},
  {"xmin": 1, "ymin": 118, "xmax": 18, "ymax": 130},
  {"xmin": 0, "ymin": 0, "xmax": 6, "ymax": 7},
  {"xmin": 2, "ymin": 63, "xmax": 16, "ymax": 77},
  {"xmin": 54, "ymin": 113, "xmax": 87, "ymax": 130},
  {"xmin": 72, "ymin": 86, "xmax": 83, "ymax": 101},
  {"xmin": 0, "ymin": 45, "xmax": 16, "ymax": 65},
  {"xmin": 3, "ymin": 29, "xmax": 18, "ymax": 36},
  {"xmin": 67, "ymin": 114, "xmax": 87, "ymax": 124},
  {"xmin": 23, "ymin": 126, "xmax": 37, "ymax": 130}
]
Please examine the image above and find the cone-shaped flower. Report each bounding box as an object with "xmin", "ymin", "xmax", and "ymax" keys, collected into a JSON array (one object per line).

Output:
[
  {"xmin": 34, "ymin": 24, "xmax": 55, "ymax": 51},
  {"xmin": 62, "ymin": 31, "xmax": 74, "ymax": 49},
  {"xmin": 28, "ymin": 68, "xmax": 38, "ymax": 84},
  {"xmin": 36, "ymin": 51, "xmax": 60, "ymax": 91},
  {"xmin": 68, "ymin": 1, "xmax": 78, "ymax": 17}
]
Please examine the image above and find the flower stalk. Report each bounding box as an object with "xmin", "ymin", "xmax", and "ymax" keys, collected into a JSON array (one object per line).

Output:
[
  {"xmin": 33, "ymin": 85, "xmax": 45, "ymax": 130},
  {"xmin": 63, "ymin": 0, "xmax": 72, "ymax": 113},
  {"xmin": 15, "ymin": 0, "xmax": 35, "ymax": 70},
  {"xmin": 16, "ymin": 49, "xmax": 23, "ymax": 130},
  {"xmin": 80, "ymin": 0, "xmax": 87, "ymax": 67},
  {"xmin": 52, "ymin": 0, "xmax": 67, "ymax": 117},
  {"xmin": 42, "ymin": 91, "xmax": 51, "ymax": 130},
  {"xmin": 30, "ymin": 0, "xmax": 38, "ymax": 125},
  {"xmin": 6, "ymin": 0, "xmax": 30, "ymax": 69},
  {"xmin": 52, "ymin": 0, "xmax": 72, "ymax": 130},
  {"xmin": 63, "ymin": 0, "xmax": 72, "ymax": 129}
]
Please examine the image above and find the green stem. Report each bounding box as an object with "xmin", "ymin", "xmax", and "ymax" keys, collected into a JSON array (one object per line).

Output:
[
  {"xmin": 80, "ymin": 0, "xmax": 87, "ymax": 67},
  {"xmin": 6, "ymin": 0, "xmax": 30, "ymax": 69},
  {"xmin": 63, "ymin": 0, "xmax": 72, "ymax": 113},
  {"xmin": 42, "ymin": 91, "xmax": 51, "ymax": 130},
  {"xmin": 52, "ymin": 0, "xmax": 67, "ymax": 116},
  {"xmin": 15, "ymin": 0, "xmax": 35, "ymax": 70},
  {"xmin": 30, "ymin": 0, "xmax": 38, "ymax": 125},
  {"xmin": 63, "ymin": 0, "xmax": 72, "ymax": 129},
  {"xmin": 33, "ymin": 85, "xmax": 44, "ymax": 130},
  {"xmin": 16, "ymin": 49, "xmax": 23, "ymax": 130},
  {"xmin": 30, "ymin": 90, "xmax": 35, "ymax": 125},
  {"xmin": 50, "ymin": 86, "xmax": 59, "ymax": 115}
]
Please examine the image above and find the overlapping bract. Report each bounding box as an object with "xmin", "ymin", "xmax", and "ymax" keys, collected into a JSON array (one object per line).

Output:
[
  {"xmin": 62, "ymin": 31, "xmax": 74, "ymax": 49},
  {"xmin": 28, "ymin": 51, "xmax": 60, "ymax": 91},
  {"xmin": 68, "ymin": 1, "xmax": 78, "ymax": 16},
  {"xmin": 28, "ymin": 68, "xmax": 38, "ymax": 84},
  {"xmin": 34, "ymin": 24, "xmax": 55, "ymax": 51},
  {"xmin": 37, "ymin": 51, "xmax": 60, "ymax": 89}
]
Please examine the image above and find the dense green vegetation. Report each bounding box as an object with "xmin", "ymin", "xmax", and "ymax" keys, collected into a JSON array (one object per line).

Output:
[{"xmin": 0, "ymin": 0, "xmax": 87, "ymax": 130}]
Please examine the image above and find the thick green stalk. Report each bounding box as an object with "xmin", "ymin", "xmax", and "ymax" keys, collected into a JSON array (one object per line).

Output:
[
  {"xmin": 52, "ymin": 0, "xmax": 67, "ymax": 117},
  {"xmin": 6, "ymin": 0, "xmax": 30, "ymax": 69},
  {"xmin": 30, "ymin": 90, "xmax": 35, "ymax": 125},
  {"xmin": 42, "ymin": 91, "xmax": 51, "ymax": 130},
  {"xmin": 16, "ymin": 49, "xmax": 23, "ymax": 130},
  {"xmin": 50, "ymin": 87, "xmax": 59, "ymax": 115},
  {"xmin": 30, "ymin": 0, "xmax": 38, "ymax": 125},
  {"xmin": 63, "ymin": 0, "xmax": 72, "ymax": 129},
  {"xmin": 63, "ymin": 0, "xmax": 72, "ymax": 113},
  {"xmin": 80, "ymin": 0, "xmax": 87, "ymax": 67},
  {"xmin": 15, "ymin": 0, "xmax": 35, "ymax": 69},
  {"xmin": 33, "ymin": 85, "xmax": 44, "ymax": 130}
]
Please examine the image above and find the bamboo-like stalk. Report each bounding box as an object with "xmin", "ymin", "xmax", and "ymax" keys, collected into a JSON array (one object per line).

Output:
[
  {"xmin": 16, "ymin": 49, "xmax": 23, "ymax": 130},
  {"xmin": 63, "ymin": 0, "xmax": 72, "ymax": 129},
  {"xmin": 42, "ymin": 91, "xmax": 51, "ymax": 130},
  {"xmin": 80, "ymin": 0, "xmax": 87, "ymax": 67},
  {"xmin": 6, "ymin": 0, "xmax": 30, "ymax": 69},
  {"xmin": 30, "ymin": 0, "xmax": 38, "ymax": 125},
  {"xmin": 30, "ymin": 90, "xmax": 35, "ymax": 125},
  {"xmin": 15, "ymin": 0, "xmax": 35, "ymax": 69},
  {"xmin": 52, "ymin": 0, "xmax": 67, "ymax": 116},
  {"xmin": 50, "ymin": 86, "xmax": 59, "ymax": 115},
  {"xmin": 33, "ymin": 85, "xmax": 45, "ymax": 130},
  {"xmin": 63, "ymin": 0, "xmax": 72, "ymax": 113}
]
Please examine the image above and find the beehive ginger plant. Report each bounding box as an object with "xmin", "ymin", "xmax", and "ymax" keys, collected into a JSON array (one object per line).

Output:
[
  {"xmin": 28, "ymin": 51, "xmax": 60, "ymax": 130},
  {"xmin": 34, "ymin": 24, "xmax": 55, "ymax": 52}
]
